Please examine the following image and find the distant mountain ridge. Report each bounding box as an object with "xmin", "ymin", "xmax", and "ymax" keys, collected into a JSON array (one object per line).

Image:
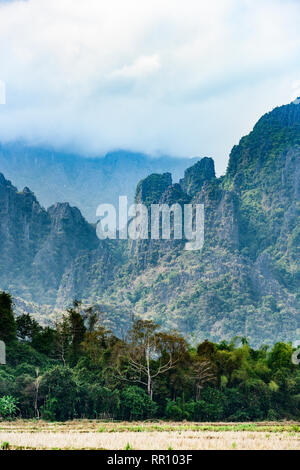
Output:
[
  {"xmin": 0, "ymin": 144, "xmax": 197, "ymax": 221},
  {"xmin": 0, "ymin": 101, "xmax": 299, "ymax": 345}
]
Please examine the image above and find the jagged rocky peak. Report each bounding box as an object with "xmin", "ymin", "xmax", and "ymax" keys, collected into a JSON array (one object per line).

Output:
[
  {"xmin": 226, "ymin": 101, "xmax": 300, "ymax": 180},
  {"xmin": 47, "ymin": 202, "xmax": 96, "ymax": 240},
  {"xmin": 255, "ymin": 100, "xmax": 300, "ymax": 128},
  {"xmin": 159, "ymin": 183, "xmax": 191, "ymax": 206},
  {"xmin": 179, "ymin": 157, "xmax": 216, "ymax": 197},
  {"xmin": 21, "ymin": 186, "xmax": 34, "ymax": 195},
  {"xmin": 47, "ymin": 202, "xmax": 99, "ymax": 230},
  {"xmin": 47, "ymin": 201, "xmax": 82, "ymax": 220},
  {"xmin": 135, "ymin": 172, "xmax": 172, "ymax": 206},
  {"xmin": 0, "ymin": 174, "xmax": 46, "ymax": 221},
  {"xmin": 47, "ymin": 202, "xmax": 98, "ymax": 244},
  {"xmin": 0, "ymin": 173, "xmax": 7, "ymax": 185},
  {"xmin": 20, "ymin": 186, "xmax": 40, "ymax": 205},
  {"xmin": 0, "ymin": 175, "xmax": 40, "ymax": 211},
  {"xmin": 0, "ymin": 172, "xmax": 14, "ymax": 188}
]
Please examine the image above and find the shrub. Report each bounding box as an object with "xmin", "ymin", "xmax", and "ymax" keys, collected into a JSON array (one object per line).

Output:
[
  {"xmin": 120, "ymin": 386, "xmax": 157, "ymax": 420},
  {"xmin": 0, "ymin": 395, "xmax": 19, "ymax": 419}
]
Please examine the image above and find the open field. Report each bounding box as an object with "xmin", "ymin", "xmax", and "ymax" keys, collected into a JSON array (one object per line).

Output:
[{"xmin": 0, "ymin": 420, "xmax": 299, "ymax": 450}]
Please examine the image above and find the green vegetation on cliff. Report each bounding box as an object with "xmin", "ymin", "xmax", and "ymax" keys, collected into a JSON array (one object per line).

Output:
[
  {"xmin": 0, "ymin": 297, "xmax": 299, "ymax": 421},
  {"xmin": 0, "ymin": 101, "xmax": 299, "ymax": 346}
]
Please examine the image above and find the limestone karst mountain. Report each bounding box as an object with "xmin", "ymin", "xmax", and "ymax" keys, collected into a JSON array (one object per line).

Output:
[{"xmin": 0, "ymin": 101, "xmax": 299, "ymax": 345}]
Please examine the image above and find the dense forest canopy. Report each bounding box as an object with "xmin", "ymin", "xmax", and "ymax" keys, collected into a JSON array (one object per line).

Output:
[{"xmin": 0, "ymin": 292, "xmax": 299, "ymax": 422}]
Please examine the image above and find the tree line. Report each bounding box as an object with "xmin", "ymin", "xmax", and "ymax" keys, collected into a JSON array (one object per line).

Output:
[{"xmin": 0, "ymin": 292, "xmax": 299, "ymax": 421}]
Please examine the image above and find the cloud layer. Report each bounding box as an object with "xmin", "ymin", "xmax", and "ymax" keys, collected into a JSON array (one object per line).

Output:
[{"xmin": 0, "ymin": 0, "xmax": 300, "ymax": 174}]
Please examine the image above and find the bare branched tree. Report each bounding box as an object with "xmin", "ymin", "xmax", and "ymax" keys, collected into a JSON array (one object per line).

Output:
[
  {"xmin": 116, "ymin": 320, "xmax": 187, "ymax": 400},
  {"xmin": 191, "ymin": 360, "xmax": 216, "ymax": 400},
  {"xmin": 33, "ymin": 368, "xmax": 41, "ymax": 419},
  {"xmin": 54, "ymin": 315, "xmax": 71, "ymax": 366}
]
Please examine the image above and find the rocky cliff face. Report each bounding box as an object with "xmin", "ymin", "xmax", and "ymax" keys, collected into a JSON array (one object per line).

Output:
[
  {"xmin": 30, "ymin": 202, "xmax": 99, "ymax": 304},
  {"xmin": 226, "ymin": 102, "xmax": 300, "ymax": 263},
  {"xmin": 0, "ymin": 175, "xmax": 50, "ymax": 298},
  {"xmin": 99, "ymin": 101, "xmax": 299, "ymax": 345},
  {"xmin": 0, "ymin": 174, "xmax": 99, "ymax": 304},
  {"xmin": 0, "ymin": 101, "xmax": 299, "ymax": 346},
  {"xmin": 179, "ymin": 157, "xmax": 216, "ymax": 197},
  {"xmin": 135, "ymin": 172, "xmax": 173, "ymax": 206}
]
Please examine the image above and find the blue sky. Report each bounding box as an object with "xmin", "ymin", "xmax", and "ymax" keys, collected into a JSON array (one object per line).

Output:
[{"xmin": 0, "ymin": 0, "xmax": 300, "ymax": 174}]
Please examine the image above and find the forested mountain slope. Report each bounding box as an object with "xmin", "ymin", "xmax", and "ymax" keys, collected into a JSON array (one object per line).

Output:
[{"xmin": 0, "ymin": 101, "xmax": 299, "ymax": 345}]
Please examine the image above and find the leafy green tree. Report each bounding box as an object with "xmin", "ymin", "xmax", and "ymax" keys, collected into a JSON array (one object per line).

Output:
[
  {"xmin": 89, "ymin": 385, "xmax": 120, "ymax": 418},
  {"xmin": 16, "ymin": 314, "xmax": 56, "ymax": 356},
  {"xmin": 5, "ymin": 341, "xmax": 49, "ymax": 368},
  {"xmin": 238, "ymin": 378, "xmax": 271, "ymax": 420},
  {"xmin": 81, "ymin": 323, "xmax": 112, "ymax": 367},
  {"xmin": 0, "ymin": 369, "xmax": 15, "ymax": 397},
  {"xmin": 197, "ymin": 340, "xmax": 216, "ymax": 359},
  {"xmin": 165, "ymin": 398, "xmax": 186, "ymax": 421},
  {"xmin": 16, "ymin": 314, "xmax": 41, "ymax": 342},
  {"xmin": 165, "ymin": 397, "xmax": 194, "ymax": 421},
  {"xmin": 67, "ymin": 300, "xmax": 86, "ymax": 366},
  {"xmin": 193, "ymin": 387, "xmax": 225, "ymax": 421},
  {"xmin": 224, "ymin": 387, "xmax": 250, "ymax": 421},
  {"xmin": 0, "ymin": 292, "xmax": 16, "ymax": 343},
  {"xmin": 31, "ymin": 327, "xmax": 56, "ymax": 356},
  {"xmin": 120, "ymin": 386, "xmax": 157, "ymax": 420},
  {"xmin": 268, "ymin": 342, "xmax": 294, "ymax": 371},
  {"xmin": 40, "ymin": 366, "xmax": 77, "ymax": 420}
]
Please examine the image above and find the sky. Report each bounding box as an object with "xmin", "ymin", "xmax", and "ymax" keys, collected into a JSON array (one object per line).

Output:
[{"xmin": 0, "ymin": 0, "xmax": 300, "ymax": 175}]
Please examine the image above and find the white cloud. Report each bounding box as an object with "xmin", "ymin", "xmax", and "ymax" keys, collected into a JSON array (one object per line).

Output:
[
  {"xmin": 112, "ymin": 55, "xmax": 161, "ymax": 79},
  {"xmin": 0, "ymin": 0, "xmax": 299, "ymax": 174}
]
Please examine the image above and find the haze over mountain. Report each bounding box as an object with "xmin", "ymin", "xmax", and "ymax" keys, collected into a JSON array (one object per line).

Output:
[
  {"xmin": 0, "ymin": 144, "xmax": 197, "ymax": 221},
  {"xmin": 1, "ymin": 1, "xmax": 300, "ymax": 172},
  {"xmin": 0, "ymin": 100, "xmax": 299, "ymax": 346}
]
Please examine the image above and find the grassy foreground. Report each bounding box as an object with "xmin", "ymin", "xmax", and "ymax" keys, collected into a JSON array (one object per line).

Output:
[{"xmin": 0, "ymin": 420, "xmax": 299, "ymax": 450}]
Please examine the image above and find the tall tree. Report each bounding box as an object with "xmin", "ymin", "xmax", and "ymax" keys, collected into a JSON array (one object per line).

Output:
[
  {"xmin": 54, "ymin": 314, "xmax": 71, "ymax": 366},
  {"xmin": 116, "ymin": 320, "xmax": 187, "ymax": 399},
  {"xmin": 16, "ymin": 313, "xmax": 41, "ymax": 342},
  {"xmin": 191, "ymin": 360, "xmax": 216, "ymax": 400},
  {"xmin": 67, "ymin": 300, "xmax": 86, "ymax": 366},
  {"xmin": 0, "ymin": 292, "xmax": 16, "ymax": 343}
]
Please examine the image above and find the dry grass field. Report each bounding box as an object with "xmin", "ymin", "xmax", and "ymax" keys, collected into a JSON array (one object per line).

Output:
[{"xmin": 0, "ymin": 420, "xmax": 299, "ymax": 450}]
